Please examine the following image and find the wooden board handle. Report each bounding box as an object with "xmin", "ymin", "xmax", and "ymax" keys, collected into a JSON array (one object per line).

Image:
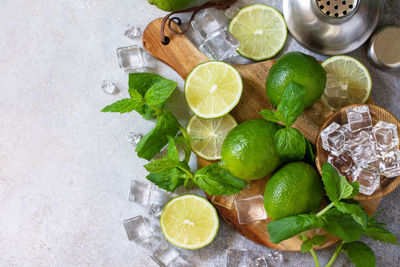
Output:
[{"xmin": 143, "ymin": 18, "xmax": 209, "ymax": 79}]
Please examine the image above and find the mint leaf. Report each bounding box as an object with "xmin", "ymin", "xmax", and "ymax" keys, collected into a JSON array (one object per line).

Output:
[
  {"xmin": 311, "ymin": 235, "xmax": 327, "ymax": 245},
  {"xmin": 321, "ymin": 208, "xmax": 365, "ymax": 242},
  {"xmin": 321, "ymin": 163, "xmax": 341, "ymax": 203},
  {"xmin": 267, "ymin": 214, "xmax": 324, "ymax": 244},
  {"xmin": 301, "ymin": 239, "xmax": 313, "ymax": 252},
  {"xmin": 144, "ymin": 158, "xmax": 179, "ymax": 173},
  {"xmin": 365, "ymin": 226, "xmax": 398, "ymax": 245},
  {"xmin": 146, "ymin": 168, "xmax": 187, "ymax": 192},
  {"xmin": 274, "ymin": 127, "xmax": 306, "ymax": 162},
  {"xmin": 141, "ymin": 105, "xmax": 157, "ymax": 120},
  {"xmin": 348, "ymin": 181, "xmax": 360, "ymax": 199},
  {"xmin": 277, "ymin": 82, "xmax": 306, "ymax": 126},
  {"xmin": 260, "ymin": 109, "xmax": 282, "ymax": 123},
  {"xmin": 339, "ymin": 176, "xmax": 355, "ymax": 199},
  {"xmin": 304, "ymin": 139, "xmax": 316, "ymax": 164},
  {"xmin": 129, "ymin": 73, "xmax": 165, "ymax": 95},
  {"xmin": 193, "ymin": 163, "xmax": 247, "ymax": 196},
  {"xmin": 144, "ymin": 79, "xmax": 178, "ymax": 107},
  {"xmin": 167, "ymin": 136, "xmax": 179, "ymax": 162},
  {"xmin": 342, "ymin": 241, "xmax": 376, "ymax": 267},
  {"xmin": 175, "ymin": 134, "xmax": 191, "ymax": 163},
  {"xmin": 136, "ymin": 110, "xmax": 180, "ymax": 160},
  {"xmin": 101, "ymin": 97, "xmax": 143, "ymax": 114},
  {"xmin": 336, "ymin": 201, "xmax": 368, "ymax": 229}
]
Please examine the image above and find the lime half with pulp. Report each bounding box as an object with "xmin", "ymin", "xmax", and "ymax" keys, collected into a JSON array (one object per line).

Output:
[
  {"xmin": 160, "ymin": 194, "xmax": 219, "ymax": 249},
  {"xmin": 186, "ymin": 114, "xmax": 237, "ymax": 161},
  {"xmin": 184, "ymin": 61, "xmax": 242, "ymax": 118},
  {"xmin": 321, "ymin": 55, "xmax": 372, "ymax": 110},
  {"xmin": 229, "ymin": 4, "xmax": 287, "ymax": 61}
]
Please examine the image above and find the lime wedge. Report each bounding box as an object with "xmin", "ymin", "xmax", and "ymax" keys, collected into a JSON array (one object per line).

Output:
[
  {"xmin": 160, "ymin": 194, "xmax": 219, "ymax": 249},
  {"xmin": 185, "ymin": 61, "xmax": 242, "ymax": 118},
  {"xmin": 229, "ymin": 4, "xmax": 287, "ymax": 61},
  {"xmin": 321, "ymin": 55, "xmax": 372, "ymax": 110},
  {"xmin": 186, "ymin": 114, "xmax": 237, "ymax": 161}
]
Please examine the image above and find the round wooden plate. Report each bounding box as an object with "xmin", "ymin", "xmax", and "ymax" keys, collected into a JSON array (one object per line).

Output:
[
  {"xmin": 143, "ymin": 18, "xmax": 382, "ymax": 251},
  {"xmin": 316, "ymin": 104, "xmax": 400, "ymax": 201}
]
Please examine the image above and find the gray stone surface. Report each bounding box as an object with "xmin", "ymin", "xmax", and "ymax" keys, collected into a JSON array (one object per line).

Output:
[{"xmin": 0, "ymin": 0, "xmax": 399, "ymax": 266}]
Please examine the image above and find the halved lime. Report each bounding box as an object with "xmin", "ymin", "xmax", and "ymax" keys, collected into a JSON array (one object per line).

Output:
[
  {"xmin": 160, "ymin": 194, "xmax": 219, "ymax": 250},
  {"xmin": 321, "ymin": 55, "xmax": 372, "ymax": 110},
  {"xmin": 184, "ymin": 61, "xmax": 243, "ymax": 118},
  {"xmin": 229, "ymin": 4, "xmax": 287, "ymax": 61},
  {"xmin": 186, "ymin": 114, "xmax": 237, "ymax": 161}
]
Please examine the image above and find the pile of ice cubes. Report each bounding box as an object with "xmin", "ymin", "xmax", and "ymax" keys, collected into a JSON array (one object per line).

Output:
[
  {"xmin": 191, "ymin": 9, "xmax": 240, "ymax": 61},
  {"xmin": 321, "ymin": 105, "xmax": 400, "ymax": 195}
]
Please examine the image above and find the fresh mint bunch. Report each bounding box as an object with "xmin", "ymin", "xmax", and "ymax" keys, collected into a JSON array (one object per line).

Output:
[
  {"xmin": 102, "ymin": 72, "xmax": 246, "ymax": 195},
  {"xmin": 260, "ymin": 81, "xmax": 307, "ymax": 161},
  {"xmin": 267, "ymin": 163, "xmax": 398, "ymax": 267}
]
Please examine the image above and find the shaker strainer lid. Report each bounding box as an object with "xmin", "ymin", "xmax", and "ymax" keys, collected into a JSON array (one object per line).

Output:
[
  {"xmin": 317, "ymin": 0, "xmax": 358, "ymax": 18},
  {"xmin": 283, "ymin": 0, "xmax": 380, "ymax": 55}
]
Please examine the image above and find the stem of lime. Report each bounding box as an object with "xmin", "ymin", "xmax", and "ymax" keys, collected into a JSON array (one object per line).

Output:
[
  {"xmin": 316, "ymin": 202, "xmax": 335, "ymax": 217},
  {"xmin": 325, "ymin": 241, "xmax": 344, "ymax": 267}
]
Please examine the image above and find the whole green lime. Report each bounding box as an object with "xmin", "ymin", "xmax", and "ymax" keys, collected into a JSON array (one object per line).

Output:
[
  {"xmin": 219, "ymin": 119, "xmax": 282, "ymax": 180},
  {"xmin": 148, "ymin": 0, "xmax": 195, "ymax": 11},
  {"xmin": 264, "ymin": 162, "xmax": 324, "ymax": 220},
  {"xmin": 266, "ymin": 52, "xmax": 327, "ymax": 109}
]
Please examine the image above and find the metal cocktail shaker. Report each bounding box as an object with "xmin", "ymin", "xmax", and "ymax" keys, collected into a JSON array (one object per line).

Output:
[{"xmin": 283, "ymin": 0, "xmax": 380, "ymax": 55}]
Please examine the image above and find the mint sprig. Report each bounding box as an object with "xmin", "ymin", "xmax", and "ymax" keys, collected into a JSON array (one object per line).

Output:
[{"xmin": 261, "ymin": 82, "xmax": 307, "ymax": 162}]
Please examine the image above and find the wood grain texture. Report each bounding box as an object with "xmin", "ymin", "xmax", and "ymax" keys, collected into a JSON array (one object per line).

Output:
[
  {"xmin": 316, "ymin": 104, "xmax": 400, "ymax": 200},
  {"xmin": 143, "ymin": 18, "xmax": 383, "ymax": 251}
]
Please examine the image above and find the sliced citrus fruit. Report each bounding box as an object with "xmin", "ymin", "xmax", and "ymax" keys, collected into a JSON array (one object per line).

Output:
[
  {"xmin": 321, "ymin": 55, "xmax": 372, "ymax": 110},
  {"xmin": 160, "ymin": 194, "xmax": 219, "ymax": 250},
  {"xmin": 186, "ymin": 114, "xmax": 237, "ymax": 161},
  {"xmin": 184, "ymin": 61, "xmax": 242, "ymax": 118},
  {"xmin": 229, "ymin": 4, "xmax": 287, "ymax": 61}
]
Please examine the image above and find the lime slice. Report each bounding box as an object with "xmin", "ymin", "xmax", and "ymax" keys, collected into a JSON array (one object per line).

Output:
[
  {"xmin": 186, "ymin": 114, "xmax": 237, "ymax": 161},
  {"xmin": 321, "ymin": 55, "xmax": 372, "ymax": 110},
  {"xmin": 185, "ymin": 61, "xmax": 242, "ymax": 118},
  {"xmin": 229, "ymin": 4, "xmax": 287, "ymax": 61},
  {"xmin": 160, "ymin": 194, "xmax": 219, "ymax": 249}
]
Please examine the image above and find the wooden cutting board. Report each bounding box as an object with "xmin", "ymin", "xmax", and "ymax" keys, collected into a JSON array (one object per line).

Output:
[{"xmin": 143, "ymin": 18, "xmax": 381, "ymax": 251}]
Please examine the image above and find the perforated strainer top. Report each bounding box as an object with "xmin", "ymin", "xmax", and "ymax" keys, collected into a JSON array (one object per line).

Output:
[{"xmin": 317, "ymin": 0, "xmax": 359, "ymax": 18}]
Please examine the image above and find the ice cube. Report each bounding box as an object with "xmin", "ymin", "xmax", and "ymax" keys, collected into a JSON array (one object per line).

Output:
[
  {"xmin": 379, "ymin": 149, "xmax": 400, "ymax": 178},
  {"xmin": 147, "ymin": 185, "xmax": 177, "ymax": 218},
  {"xmin": 325, "ymin": 74, "xmax": 349, "ymax": 99},
  {"xmin": 224, "ymin": 6, "xmax": 240, "ymax": 19},
  {"xmin": 100, "ymin": 80, "xmax": 119, "ymax": 95},
  {"xmin": 199, "ymin": 29, "xmax": 240, "ymax": 61},
  {"xmin": 327, "ymin": 125, "xmax": 352, "ymax": 155},
  {"xmin": 346, "ymin": 105, "xmax": 373, "ymax": 132},
  {"xmin": 373, "ymin": 121, "xmax": 399, "ymax": 150},
  {"xmin": 226, "ymin": 249, "xmax": 250, "ymax": 267},
  {"xmin": 116, "ymin": 45, "xmax": 146, "ymax": 73},
  {"xmin": 321, "ymin": 122, "xmax": 341, "ymax": 152},
  {"xmin": 211, "ymin": 194, "xmax": 238, "ymax": 210},
  {"xmin": 129, "ymin": 179, "xmax": 151, "ymax": 205},
  {"xmin": 351, "ymin": 141, "xmax": 377, "ymax": 167},
  {"xmin": 255, "ymin": 257, "xmax": 267, "ymax": 267},
  {"xmin": 191, "ymin": 9, "xmax": 227, "ymax": 40},
  {"xmin": 127, "ymin": 132, "xmax": 143, "ymax": 146},
  {"xmin": 328, "ymin": 153, "xmax": 353, "ymax": 175},
  {"xmin": 344, "ymin": 131, "xmax": 371, "ymax": 154},
  {"xmin": 234, "ymin": 195, "xmax": 267, "ymax": 225},
  {"xmin": 123, "ymin": 216, "xmax": 154, "ymax": 249},
  {"xmin": 352, "ymin": 167, "xmax": 380, "ymax": 195},
  {"xmin": 124, "ymin": 25, "xmax": 141, "ymax": 40},
  {"xmin": 267, "ymin": 251, "xmax": 284, "ymax": 263},
  {"xmin": 150, "ymin": 241, "xmax": 189, "ymax": 267}
]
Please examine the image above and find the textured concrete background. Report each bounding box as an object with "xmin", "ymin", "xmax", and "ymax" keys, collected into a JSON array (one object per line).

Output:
[{"xmin": 0, "ymin": 0, "xmax": 399, "ymax": 266}]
